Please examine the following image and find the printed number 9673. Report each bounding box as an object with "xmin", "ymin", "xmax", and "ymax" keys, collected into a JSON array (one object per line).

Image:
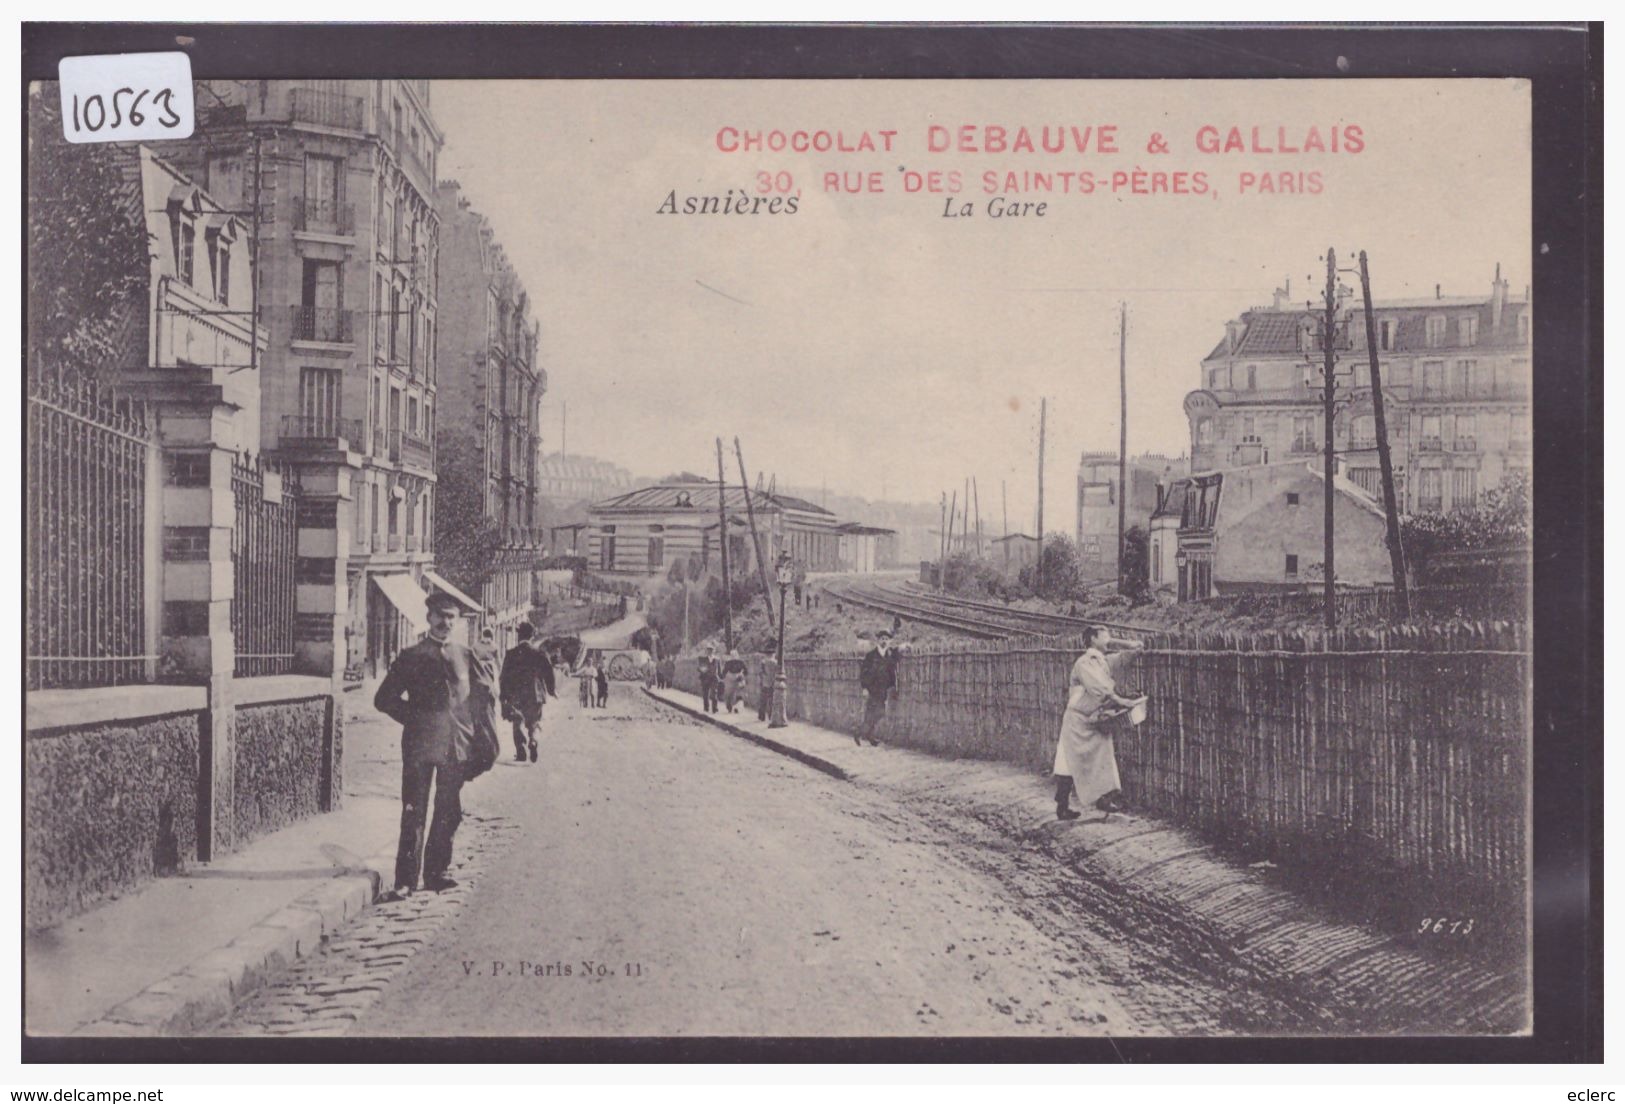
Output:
[{"xmin": 1418, "ymin": 917, "xmax": 1475, "ymax": 935}]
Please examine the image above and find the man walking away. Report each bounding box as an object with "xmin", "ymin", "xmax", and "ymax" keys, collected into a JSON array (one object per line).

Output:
[
  {"xmin": 374, "ymin": 592, "xmax": 474, "ymax": 897},
  {"xmin": 857, "ymin": 630, "xmax": 900, "ymax": 747},
  {"xmin": 595, "ymin": 660, "xmax": 610, "ymax": 708},
  {"xmin": 698, "ymin": 645, "xmax": 721, "ymax": 713},
  {"xmin": 500, "ymin": 622, "xmax": 555, "ymax": 763}
]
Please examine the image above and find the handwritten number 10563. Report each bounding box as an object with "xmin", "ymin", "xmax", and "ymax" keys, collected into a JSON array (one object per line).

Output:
[
  {"xmin": 1418, "ymin": 917, "xmax": 1474, "ymax": 935},
  {"xmin": 756, "ymin": 171, "xmax": 795, "ymax": 194},
  {"xmin": 71, "ymin": 89, "xmax": 184, "ymax": 134}
]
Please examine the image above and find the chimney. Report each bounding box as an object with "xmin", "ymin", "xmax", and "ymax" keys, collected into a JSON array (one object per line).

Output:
[
  {"xmin": 1435, "ymin": 283, "xmax": 1442, "ymax": 300},
  {"xmin": 1491, "ymin": 262, "xmax": 1508, "ymax": 331},
  {"xmin": 1225, "ymin": 319, "xmax": 1244, "ymax": 354},
  {"xmin": 1272, "ymin": 277, "xmax": 1292, "ymax": 311}
]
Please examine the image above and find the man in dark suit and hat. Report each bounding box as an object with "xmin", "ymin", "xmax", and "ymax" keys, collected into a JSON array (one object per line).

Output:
[
  {"xmin": 374, "ymin": 591, "xmax": 475, "ymax": 896},
  {"xmin": 500, "ymin": 622, "xmax": 556, "ymax": 763},
  {"xmin": 856, "ymin": 629, "xmax": 901, "ymax": 747}
]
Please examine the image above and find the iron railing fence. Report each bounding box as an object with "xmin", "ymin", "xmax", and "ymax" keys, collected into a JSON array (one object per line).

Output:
[
  {"xmin": 291, "ymin": 306, "xmax": 353, "ymax": 345},
  {"xmin": 231, "ymin": 456, "xmax": 300, "ymax": 677},
  {"xmin": 27, "ymin": 367, "xmax": 154, "ymax": 690}
]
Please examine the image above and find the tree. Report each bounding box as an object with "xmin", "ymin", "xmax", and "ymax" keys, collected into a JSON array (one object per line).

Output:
[
  {"xmin": 27, "ymin": 90, "xmax": 151, "ymax": 384},
  {"xmin": 1400, "ymin": 470, "xmax": 1531, "ymax": 584},
  {"xmin": 1118, "ymin": 525, "xmax": 1151, "ymax": 603},
  {"xmin": 1019, "ymin": 534, "xmax": 1081, "ymax": 601},
  {"xmin": 433, "ymin": 433, "xmax": 505, "ymax": 597}
]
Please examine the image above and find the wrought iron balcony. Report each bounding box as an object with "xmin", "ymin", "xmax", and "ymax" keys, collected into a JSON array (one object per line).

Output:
[
  {"xmin": 387, "ymin": 533, "xmax": 402, "ymax": 552},
  {"xmin": 1452, "ymin": 437, "xmax": 1478, "ymax": 452},
  {"xmin": 1418, "ymin": 437, "xmax": 1444, "ymax": 452},
  {"xmin": 280, "ymin": 414, "xmax": 362, "ymax": 448},
  {"xmin": 1289, "ymin": 439, "xmax": 1319, "ymax": 455},
  {"xmin": 291, "ymin": 306, "xmax": 353, "ymax": 345},
  {"xmin": 289, "ymin": 88, "xmax": 365, "ymax": 131},
  {"xmin": 292, "ymin": 199, "xmax": 356, "ymax": 236},
  {"xmin": 400, "ymin": 429, "xmax": 434, "ymax": 470}
]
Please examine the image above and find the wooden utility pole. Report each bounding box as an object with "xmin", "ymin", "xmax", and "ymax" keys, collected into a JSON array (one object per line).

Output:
[
  {"xmin": 948, "ymin": 490, "xmax": 958, "ymax": 559},
  {"xmin": 1358, "ymin": 251, "xmax": 1411, "ymax": 618},
  {"xmin": 1321, "ymin": 250, "xmax": 1338, "ymax": 632},
  {"xmin": 734, "ymin": 437, "xmax": 779, "ymax": 628},
  {"xmin": 1117, "ymin": 302, "xmax": 1129, "ymax": 593},
  {"xmin": 715, "ymin": 438, "xmax": 733, "ymax": 652},
  {"xmin": 973, "ymin": 476, "xmax": 983, "ymax": 557},
  {"xmin": 962, "ymin": 478, "xmax": 971, "ymax": 551},
  {"xmin": 938, "ymin": 492, "xmax": 948, "ymax": 590},
  {"xmin": 1036, "ymin": 398, "xmax": 1047, "ymax": 592},
  {"xmin": 1002, "ymin": 479, "xmax": 1008, "ymax": 538}
]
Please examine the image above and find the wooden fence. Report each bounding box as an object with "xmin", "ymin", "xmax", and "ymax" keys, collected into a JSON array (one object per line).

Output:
[{"xmin": 676, "ymin": 623, "xmax": 1528, "ymax": 896}]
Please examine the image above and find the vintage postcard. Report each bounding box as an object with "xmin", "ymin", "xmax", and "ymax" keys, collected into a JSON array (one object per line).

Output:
[{"xmin": 22, "ymin": 29, "xmax": 1580, "ymax": 1056}]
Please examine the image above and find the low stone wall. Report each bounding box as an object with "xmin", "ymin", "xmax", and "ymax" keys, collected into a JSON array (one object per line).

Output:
[
  {"xmin": 25, "ymin": 696, "xmax": 205, "ymax": 930},
  {"xmin": 25, "ymin": 679, "xmax": 340, "ymax": 931},
  {"xmin": 233, "ymin": 691, "xmax": 333, "ymax": 846}
]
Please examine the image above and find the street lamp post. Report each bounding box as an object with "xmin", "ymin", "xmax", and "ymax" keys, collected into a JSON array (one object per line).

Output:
[{"xmin": 770, "ymin": 552, "xmax": 792, "ymax": 728}]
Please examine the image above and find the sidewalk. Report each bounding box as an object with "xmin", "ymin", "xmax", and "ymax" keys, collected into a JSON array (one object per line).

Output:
[
  {"xmin": 645, "ymin": 685, "xmax": 1527, "ymax": 1035},
  {"xmin": 25, "ymin": 690, "xmax": 403, "ymax": 1036}
]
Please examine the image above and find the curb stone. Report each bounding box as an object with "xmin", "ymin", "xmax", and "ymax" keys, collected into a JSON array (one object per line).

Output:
[
  {"xmin": 74, "ymin": 847, "xmax": 394, "ymax": 1036},
  {"xmin": 643, "ymin": 687, "xmax": 849, "ymax": 781}
]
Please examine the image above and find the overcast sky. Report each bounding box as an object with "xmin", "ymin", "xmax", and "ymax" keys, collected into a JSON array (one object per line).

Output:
[{"xmin": 432, "ymin": 78, "xmax": 1529, "ymax": 528}]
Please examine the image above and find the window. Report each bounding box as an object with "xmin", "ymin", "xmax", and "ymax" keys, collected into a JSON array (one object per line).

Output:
[
  {"xmin": 298, "ymin": 367, "xmax": 341, "ymax": 427},
  {"xmin": 175, "ymin": 215, "xmax": 196, "ymax": 285},
  {"xmin": 300, "ymin": 259, "xmax": 343, "ymax": 340},
  {"xmin": 1451, "ymin": 468, "xmax": 1478, "ymax": 512},
  {"xmin": 1196, "ymin": 418, "xmax": 1213, "ymax": 446},
  {"xmin": 1246, "ymin": 365, "xmax": 1256, "ymax": 390},
  {"xmin": 304, "ymin": 154, "xmax": 341, "ymax": 227},
  {"xmin": 1286, "ymin": 492, "xmax": 1300, "ymax": 506},
  {"xmin": 1454, "ymin": 414, "xmax": 1476, "ymax": 451},
  {"xmin": 1458, "ymin": 315, "xmax": 1478, "ymax": 346},
  {"xmin": 1420, "ymin": 414, "xmax": 1442, "ymax": 449},
  {"xmin": 206, "ymin": 230, "xmax": 230, "ymax": 302},
  {"xmin": 648, "ymin": 526, "xmax": 665, "ymax": 568},
  {"xmin": 1510, "ymin": 411, "xmax": 1531, "ymax": 446},
  {"xmin": 1425, "ymin": 315, "xmax": 1447, "ymax": 348},
  {"xmin": 1209, "ymin": 365, "xmax": 1230, "ymax": 390},
  {"xmin": 1517, "ymin": 312, "xmax": 1530, "ymax": 343},
  {"xmin": 600, "ymin": 526, "xmax": 616, "ymax": 570},
  {"xmin": 1380, "ymin": 318, "xmax": 1397, "ymax": 351},
  {"xmin": 1421, "ymin": 360, "xmax": 1444, "ymax": 398},
  {"xmin": 371, "ymin": 484, "xmax": 380, "ymax": 540},
  {"xmin": 389, "ymin": 286, "xmax": 402, "ymax": 361},
  {"xmin": 1285, "ymin": 554, "xmax": 1299, "ymax": 577},
  {"xmin": 408, "ymin": 396, "xmax": 419, "ymax": 435},
  {"xmin": 1452, "ymin": 359, "xmax": 1479, "ymax": 398},
  {"xmin": 1417, "ymin": 468, "xmax": 1443, "ymax": 513},
  {"xmin": 388, "ymin": 497, "xmax": 399, "ymax": 538},
  {"xmin": 1350, "ymin": 414, "xmax": 1376, "ymax": 449},
  {"xmin": 1292, "ymin": 415, "xmax": 1315, "ymax": 452}
]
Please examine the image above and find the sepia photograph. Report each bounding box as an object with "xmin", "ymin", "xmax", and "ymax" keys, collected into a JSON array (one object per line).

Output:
[{"xmin": 17, "ymin": 22, "xmax": 1598, "ymax": 1065}]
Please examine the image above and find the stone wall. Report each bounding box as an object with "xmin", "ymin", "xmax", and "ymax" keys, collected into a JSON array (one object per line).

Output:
[
  {"xmin": 25, "ymin": 710, "xmax": 203, "ymax": 931},
  {"xmin": 232, "ymin": 696, "xmax": 331, "ymax": 846}
]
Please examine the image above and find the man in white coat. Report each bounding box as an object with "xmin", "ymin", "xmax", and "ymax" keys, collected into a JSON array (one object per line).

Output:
[{"xmin": 1053, "ymin": 625, "xmax": 1145, "ymax": 820}]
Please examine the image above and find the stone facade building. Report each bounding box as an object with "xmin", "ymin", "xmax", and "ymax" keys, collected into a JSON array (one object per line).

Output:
[
  {"xmin": 173, "ymin": 78, "xmax": 452, "ymax": 680},
  {"xmin": 1074, "ymin": 451, "xmax": 1183, "ymax": 579},
  {"xmin": 1183, "ymin": 268, "xmax": 1531, "ymax": 516},
  {"xmin": 433, "ymin": 181, "xmax": 550, "ymax": 652},
  {"xmin": 1152, "ymin": 461, "xmax": 1392, "ymax": 601}
]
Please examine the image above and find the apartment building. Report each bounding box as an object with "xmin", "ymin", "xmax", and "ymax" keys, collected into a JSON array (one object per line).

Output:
[
  {"xmin": 175, "ymin": 78, "xmax": 460, "ymax": 679},
  {"xmin": 1183, "ymin": 267, "xmax": 1531, "ymax": 516}
]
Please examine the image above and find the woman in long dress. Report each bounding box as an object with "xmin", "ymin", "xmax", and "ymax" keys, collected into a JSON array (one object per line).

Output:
[{"xmin": 1054, "ymin": 625, "xmax": 1145, "ymax": 819}]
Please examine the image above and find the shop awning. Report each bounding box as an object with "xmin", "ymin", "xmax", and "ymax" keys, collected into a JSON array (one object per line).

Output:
[
  {"xmin": 373, "ymin": 572, "xmax": 429, "ymax": 633},
  {"xmin": 423, "ymin": 570, "xmax": 484, "ymax": 615}
]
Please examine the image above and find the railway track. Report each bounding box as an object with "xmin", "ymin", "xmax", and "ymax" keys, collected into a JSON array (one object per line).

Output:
[{"xmin": 822, "ymin": 577, "xmax": 1163, "ymax": 643}]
